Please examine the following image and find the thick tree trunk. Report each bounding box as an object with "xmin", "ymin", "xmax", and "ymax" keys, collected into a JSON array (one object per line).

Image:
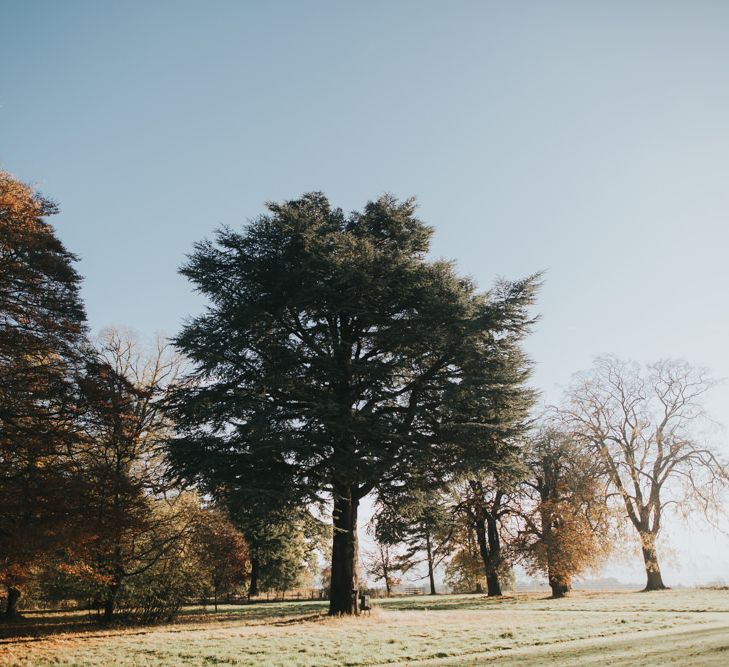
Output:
[
  {"xmin": 486, "ymin": 571, "xmax": 502, "ymax": 597},
  {"xmin": 329, "ymin": 484, "xmax": 359, "ymax": 615},
  {"xmin": 546, "ymin": 538, "xmax": 570, "ymax": 598},
  {"xmin": 5, "ymin": 586, "xmax": 21, "ymax": 619},
  {"xmin": 485, "ymin": 514, "xmax": 502, "ymax": 597},
  {"xmin": 640, "ymin": 532, "xmax": 667, "ymax": 591},
  {"xmin": 249, "ymin": 556, "xmax": 260, "ymax": 598},
  {"xmin": 541, "ymin": 501, "xmax": 569, "ymax": 598},
  {"xmin": 475, "ymin": 516, "xmax": 502, "ymax": 597},
  {"xmin": 548, "ymin": 574, "xmax": 570, "ymax": 598},
  {"xmin": 103, "ymin": 573, "xmax": 123, "ymax": 622},
  {"xmin": 103, "ymin": 594, "xmax": 115, "ymax": 621},
  {"xmin": 426, "ymin": 533, "xmax": 437, "ymax": 595},
  {"xmin": 546, "ymin": 535, "xmax": 569, "ymax": 598}
]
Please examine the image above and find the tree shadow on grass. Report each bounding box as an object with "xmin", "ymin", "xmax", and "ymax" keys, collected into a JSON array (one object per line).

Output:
[{"xmin": 0, "ymin": 600, "xmax": 331, "ymax": 642}]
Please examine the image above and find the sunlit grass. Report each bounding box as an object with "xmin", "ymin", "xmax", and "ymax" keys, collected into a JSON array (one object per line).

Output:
[{"xmin": 3, "ymin": 590, "xmax": 729, "ymax": 666}]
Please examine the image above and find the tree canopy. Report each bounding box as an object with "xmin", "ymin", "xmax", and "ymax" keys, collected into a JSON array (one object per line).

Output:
[
  {"xmin": 0, "ymin": 171, "xmax": 88, "ymax": 617},
  {"xmin": 170, "ymin": 192, "xmax": 539, "ymax": 614},
  {"xmin": 515, "ymin": 426, "xmax": 611, "ymax": 598}
]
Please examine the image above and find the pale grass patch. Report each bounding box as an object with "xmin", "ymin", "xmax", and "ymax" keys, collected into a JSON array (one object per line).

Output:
[{"xmin": 2, "ymin": 590, "xmax": 729, "ymax": 666}]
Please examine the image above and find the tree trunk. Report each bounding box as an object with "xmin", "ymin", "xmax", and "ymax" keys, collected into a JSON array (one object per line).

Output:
[
  {"xmin": 486, "ymin": 571, "xmax": 502, "ymax": 597},
  {"xmin": 548, "ymin": 574, "xmax": 570, "ymax": 598},
  {"xmin": 383, "ymin": 563, "xmax": 391, "ymax": 597},
  {"xmin": 546, "ymin": 536, "xmax": 570, "ymax": 598},
  {"xmin": 541, "ymin": 500, "xmax": 569, "ymax": 598},
  {"xmin": 485, "ymin": 513, "xmax": 502, "ymax": 597},
  {"xmin": 103, "ymin": 594, "xmax": 116, "ymax": 621},
  {"xmin": 474, "ymin": 516, "xmax": 501, "ymax": 597},
  {"xmin": 425, "ymin": 533, "xmax": 437, "ymax": 595},
  {"xmin": 329, "ymin": 484, "xmax": 359, "ymax": 615},
  {"xmin": 640, "ymin": 531, "xmax": 667, "ymax": 591},
  {"xmin": 546, "ymin": 524, "xmax": 569, "ymax": 598},
  {"xmin": 5, "ymin": 586, "xmax": 21, "ymax": 619},
  {"xmin": 103, "ymin": 574, "xmax": 123, "ymax": 622},
  {"xmin": 249, "ymin": 556, "xmax": 260, "ymax": 598}
]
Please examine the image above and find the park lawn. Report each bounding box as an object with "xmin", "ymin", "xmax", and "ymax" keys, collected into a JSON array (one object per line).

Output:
[{"xmin": 2, "ymin": 590, "xmax": 729, "ymax": 666}]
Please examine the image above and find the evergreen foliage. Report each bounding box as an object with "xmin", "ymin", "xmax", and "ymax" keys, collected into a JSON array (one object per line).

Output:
[
  {"xmin": 0, "ymin": 171, "xmax": 88, "ymax": 617},
  {"xmin": 170, "ymin": 193, "xmax": 539, "ymax": 614}
]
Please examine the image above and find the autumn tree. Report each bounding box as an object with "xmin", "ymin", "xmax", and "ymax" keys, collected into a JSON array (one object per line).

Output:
[
  {"xmin": 73, "ymin": 329, "xmax": 188, "ymax": 621},
  {"xmin": 107, "ymin": 493, "xmax": 203, "ymax": 623},
  {"xmin": 466, "ymin": 481, "xmax": 508, "ymax": 597},
  {"xmin": 191, "ymin": 508, "xmax": 248, "ymax": 611},
  {"xmin": 560, "ymin": 357, "xmax": 729, "ymax": 591},
  {"xmin": 183, "ymin": 468, "xmax": 328, "ymax": 599},
  {"xmin": 40, "ymin": 495, "xmax": 235, "ymax": 623},
  {"xmin": 443, "ymin": 518, "xmax": 485, "ymax": 593},
  {"xmin": 0, "ymin": 171, "xmax": 87, "ymax": 617},
  {"xmin": 169, "ymin": 193, "xmax": 538, "ymax": 614},
  {"xmin": 515, "ymin": 427, "xmax": 611, "ymax": 598}
]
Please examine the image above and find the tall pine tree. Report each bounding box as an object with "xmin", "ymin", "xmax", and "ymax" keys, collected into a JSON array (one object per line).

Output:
[
  {"xmin": 0, "ymin": 171, "xmax": 87, "ymax": 617},
  {"xmin": 170, "ymin": 193, "xmax": 538, "ymax": 614}
]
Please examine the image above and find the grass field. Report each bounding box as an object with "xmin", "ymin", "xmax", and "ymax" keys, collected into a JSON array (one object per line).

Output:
[{"xmin": 2, "ymin": 589, "xmax": 729, "ymax": 666}]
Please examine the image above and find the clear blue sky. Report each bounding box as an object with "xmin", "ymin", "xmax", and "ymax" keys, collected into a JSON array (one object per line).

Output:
[{"xmin": 3, "ymin": 0, "xmax": 729, "ymax": 582}]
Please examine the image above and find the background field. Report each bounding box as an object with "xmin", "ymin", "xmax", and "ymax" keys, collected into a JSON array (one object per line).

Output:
[{"xmin": 2, "ymin": 589, "xmax": 729, "ymax": 666}]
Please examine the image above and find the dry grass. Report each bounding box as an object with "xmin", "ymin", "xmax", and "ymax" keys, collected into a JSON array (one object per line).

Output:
[{"xmin": 1, "ymin": 590, "xmax": 728, "ymax": 666}]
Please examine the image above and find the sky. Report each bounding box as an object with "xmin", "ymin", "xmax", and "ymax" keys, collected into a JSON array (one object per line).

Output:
[{"xmin": 2, "ymin": 0, "xmax": 729, "ymax": 585}]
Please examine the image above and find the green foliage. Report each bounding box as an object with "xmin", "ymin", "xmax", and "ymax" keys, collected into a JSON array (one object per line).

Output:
[
  {"xmin": 256, "ymin": 518, "xmax": 320, "ymax": 592},
  {"xmin": 112, "ymin": 513, "xmax": 206, "ymax": 624},
  {"xmin": 170, "ymin": 192, "xmax": 538, "ymax": 499},
  {"xmin": 373, "ymin": 488, "xmax": 455, "ymax": 582},
  {"xmin": 229, "ymin": 499, "xmax": 328, "ymax": 595}
]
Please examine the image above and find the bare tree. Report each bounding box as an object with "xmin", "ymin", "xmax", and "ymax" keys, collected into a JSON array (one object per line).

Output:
[
  {"xmin": 74, "ymin": 328, "xmax": 188, "ymax": 620},
  {"xmin": 560, "ymin": 357, "xmax": 729, "ymax": 591},
  {"xmin": 362, "ymin": 540, "xmax": 401, "ymax": 596}
]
